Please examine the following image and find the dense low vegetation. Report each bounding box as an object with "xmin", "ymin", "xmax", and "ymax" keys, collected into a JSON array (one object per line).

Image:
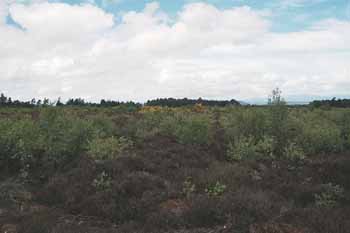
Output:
[{"xmin": 0, "ymin": 91, "xmax": 350, "ymax": 233}]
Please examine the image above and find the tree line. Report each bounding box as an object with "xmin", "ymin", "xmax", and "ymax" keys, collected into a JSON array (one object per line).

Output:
[
  {"xmin": 2, "ymin": 92, "xmax": 350, "ymax": 108},
  {"xmin": 145, "ymin": 98, "xmax": 240, "ymax": 107},
  {"xmin": 310, "ymin": 98, "xmax": 350, "ymax": 108},
  {"xmin": 0, "ymin": 93, "xmax": 140, "ymax": 108},
  {"xmin": 0, "ymin": 93, "xmax": 241, "ymax": 108}
]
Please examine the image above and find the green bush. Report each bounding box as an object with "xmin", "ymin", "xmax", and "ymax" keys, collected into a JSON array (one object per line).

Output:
[
  {"xmin": 174, "ymin": 114, "xmax": 212, "ymax": 145},
  {"xmin": 221, "ymin": 107, "xmax": 268, "ymax": 143},
  {"xmin": 0, "ymin": 119, "xmax": 42, "ymax": 173},
  {"xmin": 90, "ymin": 116, "xmax": 115, "ymax": 138},
  {"xmin": 227, "ymin": 137, "xmax": 257, "ymax": 161},
  {"xmin": 205, "ymin": 181, "xmax": 226, "ymax": 197},
  {"xmin": 39, "ymin": 108, "xmax": 95, "ymax": 164},
  {"xmin": 183, "ymin": 177, "xmax": 196, "ymax": 198},
  {"xmin": 92, "ymin": 171, "xmax": 112, "ymax": 191},
  {"xmin": 135, "ymin": 111, "xmax": 164, "ymax": 140},
  {"xmin": 87, "ymin": 136, "xmax": 133, "ymax": 160},
  {"xmin": 314, "ymin": 183, "xmax": 344, "ymax": 208},
  {"xmin": 268, "ymin": 90, "xmax": 289, "ymax": 156},
  {"xmin": 284, "ymin": 142, "xmax": 305, "ymax": 161},
  {"xmin": 299, "ymin": 121, "xmax": 343, "ymax": 154},
  {"xmin": 227, "ymin": 136, "xmax": 274, "ymax": 161},
  {"xmin": 255, "ymin": 135, "xmax": 275, "ymax": 159}
]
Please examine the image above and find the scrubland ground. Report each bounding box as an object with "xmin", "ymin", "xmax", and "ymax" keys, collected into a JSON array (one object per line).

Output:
[{"xmin": 0, "ymin": 105, "xmax": 350, "ymax": 233}]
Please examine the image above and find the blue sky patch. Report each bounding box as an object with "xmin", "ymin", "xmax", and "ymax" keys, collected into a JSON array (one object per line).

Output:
[{"xmin": 34, "ymin": 0, "xmax": 350, "ymax": 32}]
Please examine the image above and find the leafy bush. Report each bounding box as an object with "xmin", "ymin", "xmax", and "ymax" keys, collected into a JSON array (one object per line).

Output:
[
  {"xmin": 227, "ymin": 136, "xmax": 274, "ymax": 161},
  {"xmin": 299, "ymin": 120, "xmax": 343, "ymax": 154},
  {"xmin": 182, "ymin": 177, "xmax": 196, "ymax": 198},
  {"xmin": 221, "ymin": 107, "xmax": 269, "ymax": 143},
  {"xmin": 268, "ymin": 89, "xmax": 289, "ymax": 156},
  {"xmin": 39, "ymin": 108, "xmax": 95, "ymax": 165},
  {"xmin": 92, "ymin": 171, "xmax": 112, "ymax": 191},
  {"xmin": 255, "ymin": 135, "xmax": 275, "ymax": 159},
  {"xmin": 227, "ymin": 137, "xmax": 257, "ymax": 161},
  {"xmin": 135, "ymin": 111, "xmax": 164, "ymax": 139},
  {"xmin": 90, "ymin": 116, "xmax": 115, "ymax": 138},
  {"xmin": 284, "ymin": 142, "xmax": 305, "ymax": 161},
  {"xmin": 0, "ymin": 119, "xmax": 42, "ymax": 173},
  {"xmin": 174, "ymin": 114, "xmax": 212, "ymax": 145},
  {"xmin": 205, "ymin": 181, "xmax": 226, "ymax": 197},
  {"xmin": 87, "ymin": 136, "xmax": 133, "ymax": 160},
  {"xmin": 314, "ymin": 183, "xmax": 344, "ymax": 208}
]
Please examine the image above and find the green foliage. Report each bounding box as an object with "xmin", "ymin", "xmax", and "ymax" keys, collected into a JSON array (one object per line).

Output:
[
  {"xmin": 205, "ymin": 182, "xmax": 226, "ymax": 197},
  {"xmin": 255, "ymin": 135, "xmax": 275, "ymax": 159},
  {"xmin": 221, "ymin": 107, "xmax": 269, "ymax": 143},
  {"xmin": 90, "ymin": 116, "xmax": 115, "ymax": 138},
  {"xmin": 135, "ymin": 110, "xmax": 213, "ymax": 145},
  {"xmin": 314, "ymin": 183, "xmax": 344, "ymax": 208},
  {"xmin": 1, "ymin": 99, "xmax": 350, "ymax": 178},
  {"xmin": 284, "ymin": 142, "xmax": 305, "ymax": 161},
  {"xmin": 174, "ymin": 114, "xmax": 212, "ymax": 145},
  {"xmin": 0, "ymin": 119, "xmax": 41, "ymax": 173},
  {"xmin": 0, "ymin": 180, "xmax": 32, "ymax": 205},
  {"xmin": 87, "ymin": 136, "xmax": 133, "ymax": 160},
  {"xmin": 298, "ymin": 117, "xmax": 343, "ymax": 154},
  {"xmin": 227, "ymin": 137, "xmax": 257, "ymax": 161},
  {"xmin": 227, "ymin": 136, "xmax": 275, "ymax": 161},
  {"xmin": 92, "ymin": 171, "xmax": 112, "ymax": 191},
  {"xmin": 39, "ymin": 108, "xmax": 95, "ymax": 164},
  {"xmin": 183, "ymin": 177, "xmax": 196, "ymax": 198},
  {"xmin": 135, "ymin": 111, "xmax": 164, "ymax": 140},
  {"xmin": 268, "ymin": 88, "xmax": 289, "ymax": 156}
]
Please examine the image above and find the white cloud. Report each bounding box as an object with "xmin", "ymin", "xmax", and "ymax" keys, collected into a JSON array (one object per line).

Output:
[{"xmin": 0, "ymin": 1, "xmax": 349, "ymax": 102}]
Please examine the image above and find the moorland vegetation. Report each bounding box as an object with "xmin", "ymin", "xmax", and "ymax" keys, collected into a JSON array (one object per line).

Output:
[{"xmin": 0, "ymin": 89, "xmax": 350, "ymax": 233}]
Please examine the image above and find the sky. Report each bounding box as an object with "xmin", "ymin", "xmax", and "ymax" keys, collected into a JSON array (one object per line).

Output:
[{"xmin": 0, "ymin": 0, "xmax": 350, "ymax": 103}]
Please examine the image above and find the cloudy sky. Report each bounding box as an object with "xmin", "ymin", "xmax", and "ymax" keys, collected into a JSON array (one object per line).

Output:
[{"xmin": 0, "ymin": 0, "xmax": 350, "ymax": 102}]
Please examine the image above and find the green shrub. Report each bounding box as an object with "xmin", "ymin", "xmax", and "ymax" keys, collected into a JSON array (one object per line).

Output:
[
  {"xmin": 314, "ymin": 183, "xmax": 344, "ymax": 208},
  {"xmin": 174, "ymin": 114, "xmax": 212, "ymax": 145},
  {"xmin": 268, "ymin": 88, "xmax": 289, "ymax": 156},
  {"xmin": 299, "ymin": 122, "xmax": 343, "ymax": 154},
  {"xmin": 90, "ymin": 116, "xmax": 115, "ymax": 138},
  {"xmin": 284, "ymin": 142, "xmax": 305, "ymax": 161},
  {"xmin": 87, "ymin": 136, "xmax": 133, "ymax": 160},
  {"xmin": 92, "ymin": 171, "xmax": 112, "ymax": 191},
  {"xmin": 221, "ymin": 107, "xmax": 268, "ymax": 143},
  {"xmin": 255, "ymin": 135, "xmax": 275, "ymax": 159},
  {"xmin": 227, "ymin": 136, "xmax": 274, "ymax": 161},
  {"xmin": 183, "ymin": 177, "xmax": 196, "ymax": 198},
  {"xmin": 227, "ymin": 137, "xmax": 257, "ymax": 161},
  {"xmin": 205, "ymin": 181, "xmax": 226, "ymax": 197},
  {"xmin": 135, "ymin": 111, "xmax": 164, "ymax": 140},
  {"xmin": 0, "ymin": 119, "xmax": 42, "ymax": 173},
  {"xmin": 158, "ymin": 113, "xmax": 179, "ymax": 136},
  {"xmin": 39, "ymin": 108, "xmax": 95, "ymax": 164}
]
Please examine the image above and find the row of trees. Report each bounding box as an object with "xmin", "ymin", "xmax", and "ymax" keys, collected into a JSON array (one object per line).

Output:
[
  {"xmin": 2, "ymin": 92, "xmax": 350, "ymax": 108},
  {"xmin": 0, "ymin": 94, "xmax": 241, "ymax": 108},
  {"xmin": 311, "ymin": 98, "xmax": 350, "ymax": 108},
  {"xmin": 0, "ymin": 93, "xmax": 50, "ymax": 107},
  {"xmin": 0, "ymin": 93, "xmax": 140, "ymax": 108},
  {"xmin": 146, "ymin": 98, "xmax": 240, "ymax": 107},
  {"xmin": 64, "ymin": 98, "xmax": 140, "ymax": 108}
]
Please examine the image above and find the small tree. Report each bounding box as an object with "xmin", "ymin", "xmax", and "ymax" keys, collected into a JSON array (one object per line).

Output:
[
  {"xmin": 268, "ymin": 88, "xmax": 288, "ymax": 156},
  {"xmin": 0, "ymin": 93, "xmax": 7, "ymax": 105}
]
